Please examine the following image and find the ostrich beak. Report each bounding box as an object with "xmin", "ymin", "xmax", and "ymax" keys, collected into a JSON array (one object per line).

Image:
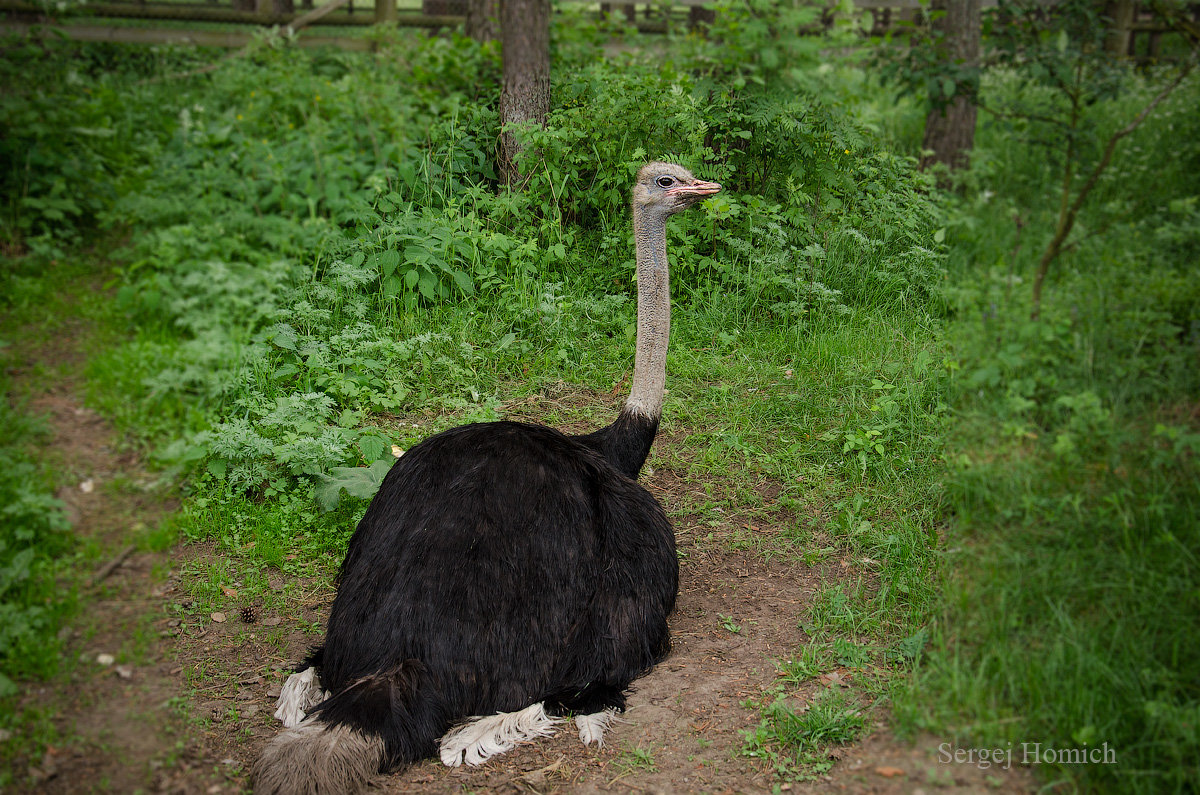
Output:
[{"xmin": 669, "ymin": 180, "xmax": 722, "ymax": 197}]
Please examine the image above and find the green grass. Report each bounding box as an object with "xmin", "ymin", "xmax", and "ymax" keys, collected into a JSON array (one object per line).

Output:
[{"xmin": 891, "ymin": 64, "xmax": 1200, "ymax": 795}]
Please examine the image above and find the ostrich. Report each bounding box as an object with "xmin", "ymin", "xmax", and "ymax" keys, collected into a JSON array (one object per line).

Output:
[{"xmin": 252, "ymin": 162, "xmax": 721, "ymax": 795}]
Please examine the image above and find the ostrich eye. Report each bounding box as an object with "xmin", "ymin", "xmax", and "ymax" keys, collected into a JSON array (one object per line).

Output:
[{"xmin": 655, "ymin": 176, "xmax": 676, "ymax": 189}]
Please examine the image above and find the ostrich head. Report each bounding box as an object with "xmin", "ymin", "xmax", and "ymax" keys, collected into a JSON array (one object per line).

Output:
[{"xmin": 632, "ymin": 162, "xmax": 722, "ymax": 220}]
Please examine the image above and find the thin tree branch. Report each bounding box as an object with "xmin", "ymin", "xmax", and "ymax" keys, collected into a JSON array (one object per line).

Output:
[
  {"xmin": 977, "ymin": 100, "xmax": 1070, "ymax": 130},
  {"xmin": 91, "ymin": 544, "xmax": 136, "ymax": 587},
  {"xmin": 288, "ymin": 0, "xmax": 351, "ymax": 33},
  {"xmin": 1063, "ymin": 59, "xmax": 1195, "ymax": 238},
  {"xmin": 1030, "ymin": 53, "xmax": 1197, "ymax": 319}
]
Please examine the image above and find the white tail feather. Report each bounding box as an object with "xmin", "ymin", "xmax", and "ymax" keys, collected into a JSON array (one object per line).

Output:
[
  {"xmin": 575, "ymin": 708, "xmax": 620, "ymax": 747},
  {"xmin": 438, "ymin": 702, "xmax": 562, "ymax": 767},
  {"xmin": 274, "ymin": 667, "xmax": 329, "ymax": 728}
]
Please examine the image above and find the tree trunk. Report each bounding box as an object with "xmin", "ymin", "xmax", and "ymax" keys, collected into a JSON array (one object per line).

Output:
[
  {"xmin": 422, "ymin": 0, "xmax": 466, "ymax": 15},
  {"xmin": 465, "ymin": 0, "xmax": 499, "ymax": 42},
  {"xmin": 920, "ymin": 0, "xmax": 981, "ymax": 174},
  {"xmin": 254, "ymin": 0, "xmax": 293, "ymax": 15},
  {"xmin": 499, "ymin": 0, "xmax": 551, "ymax": 187},
  {"xmin": 1105, "ymin": 0, "xmax": 1137, "ymax": 57},
  {"xmin": 375, "ymin": 0, "xmax": 396, "ymax": 25},
  {"xmin": 688, "ymin": 5, "xmax": 715, "ymax": 30},
  {"xmin": 1148, "ymin": 30, "xmax": 1163, "ymax": 59}
]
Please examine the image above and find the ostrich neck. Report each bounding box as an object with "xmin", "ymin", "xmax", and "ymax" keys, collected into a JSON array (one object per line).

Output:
[{"xmin": 625, "ymin": 208, "xmax": 670, "ymax": 421}]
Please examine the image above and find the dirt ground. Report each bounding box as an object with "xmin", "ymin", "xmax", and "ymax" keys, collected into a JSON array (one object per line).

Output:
[{"xmin": 7, "ymin": 323, "xmax": 1039, "ymax": 794}]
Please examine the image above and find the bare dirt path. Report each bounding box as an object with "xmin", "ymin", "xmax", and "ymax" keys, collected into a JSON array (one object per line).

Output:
[
  {"xmin": 10, "ymin": 315, "xmax": 1037, "ymax": 794},
  {"xmin": 8, "ymin": 308, "xmax": 219, "ymax": 793}
]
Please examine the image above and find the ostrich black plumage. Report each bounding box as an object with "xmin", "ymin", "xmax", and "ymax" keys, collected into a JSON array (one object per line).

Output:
[{"xmin": 252, "ymin": 162, "xmax": 721, "ymax": 795}]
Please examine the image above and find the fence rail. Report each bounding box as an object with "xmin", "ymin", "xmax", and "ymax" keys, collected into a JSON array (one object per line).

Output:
[
  {"xmin": 0, "ymin": 18, "xmax": 378, "ymax": 46},
  {"xmin": 0, "ymin": 0, "xmax": 1001, "ymax": 28},
  {"xmin": 2, "ymin": 0, "xmax": 1195, "ymax": 51},
  {"xmin": 0, "ymin": 0, "xmax": 437, "ymax": 26}
]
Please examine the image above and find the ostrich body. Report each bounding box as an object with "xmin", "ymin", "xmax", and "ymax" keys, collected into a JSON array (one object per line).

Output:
[{"xmin": 252, "ymin": 163, "xmax": 720, "ymax": 795}]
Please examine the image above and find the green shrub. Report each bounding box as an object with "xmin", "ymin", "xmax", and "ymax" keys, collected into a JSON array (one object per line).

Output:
[
  {"xmin": 69, "ymin": 26, "xmax": 944, "ymax": 507},
  {"xmin": 0, "ymin": 37, "xmax": 192, "ymax": 256}
]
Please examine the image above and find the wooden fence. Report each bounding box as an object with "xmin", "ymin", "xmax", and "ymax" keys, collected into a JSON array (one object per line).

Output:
[
  {"xmin": 1, "ymin": 0, "xmax": 1195, "ymax": 52},
  {"xmin": 0, "ymin": 0, "xmax": 963, "ymax": 36}
]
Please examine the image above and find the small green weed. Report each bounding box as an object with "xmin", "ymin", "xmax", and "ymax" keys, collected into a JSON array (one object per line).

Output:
[
  {"xmin": 718, "ymin": 613, "xmax": 742, "ymax": 634},
  {"xmin": 807, "ymin": 581, "xmax": 880, "ymax": 636},
  {"xmin": 742, "ymin": 686, "xmax": 868, "ymax": 781},
  {"xmin": 613, "ymin": 744, "xmax": 657, "ymax": 774}
]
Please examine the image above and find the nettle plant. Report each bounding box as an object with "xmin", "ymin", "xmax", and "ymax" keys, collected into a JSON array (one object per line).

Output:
[
  {"xmin": 187, "ymin": 245, "xmax": 517, "ymax": 503},
  {"xmin": 191, "ymin": 258, "xmax": 412, "ymax": 496}
]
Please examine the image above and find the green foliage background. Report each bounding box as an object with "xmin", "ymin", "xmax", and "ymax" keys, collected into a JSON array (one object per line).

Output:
[{"xmin": 1, "ymin": 3, "xmax": 1197, "ymax": 791}]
